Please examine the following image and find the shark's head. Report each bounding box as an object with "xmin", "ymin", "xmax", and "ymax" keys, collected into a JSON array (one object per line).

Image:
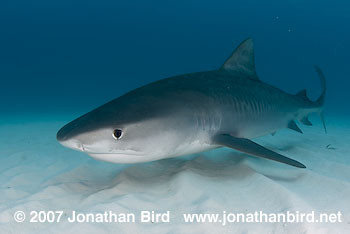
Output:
[{"xmin": 56, "ymin": 90, "xmax": 210, "ymax": 163}]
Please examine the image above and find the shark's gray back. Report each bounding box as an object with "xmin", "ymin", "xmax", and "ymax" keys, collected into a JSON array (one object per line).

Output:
[
  {"xmin": 128, "ymin": 69, "xmax": 313, "ymax": 138},
  {"xmin": 56, "ymin": 38, "xmax": 326, "ymax": 168}
]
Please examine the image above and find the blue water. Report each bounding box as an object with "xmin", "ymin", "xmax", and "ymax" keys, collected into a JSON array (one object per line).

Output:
[
  {"xmin": 1, "ymin": 2, "xmax": 350, "ymax": 233},
  {"xmin": 1, "ymin": 0, "xmax": 349, "ymax": 118}
]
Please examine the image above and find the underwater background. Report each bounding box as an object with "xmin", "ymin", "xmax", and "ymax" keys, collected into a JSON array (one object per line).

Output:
[
  {"xmin": 1, "ymin": 0, "xmax": 349, "ymax": 233},
  {"xmin": 1, "ymin": 0, "xmax": 349, "ymax": 116}
]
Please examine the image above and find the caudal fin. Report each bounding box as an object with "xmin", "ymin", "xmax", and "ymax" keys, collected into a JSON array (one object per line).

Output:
[
  {"xmin": 314, "ymin": 66, "xmax": 326, "ymax": 106},
  {"xmin": 314, "ymin": 66, "xmax": 327, "ymax": 133}
]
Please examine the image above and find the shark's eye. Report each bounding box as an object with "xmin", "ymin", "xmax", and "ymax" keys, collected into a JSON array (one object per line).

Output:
[{"xmin": 113, "ymin": 129, "xmax": 123, "ymax": 140}]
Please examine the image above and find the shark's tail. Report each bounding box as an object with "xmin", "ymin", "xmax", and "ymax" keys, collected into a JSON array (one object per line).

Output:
[
  {"xmin": 314, "ymin": 66, "xmax": 326, "ymax": 107},
  {"xmin": 314, "ymin": 66, "xmax": 327, "ymax": 133}
]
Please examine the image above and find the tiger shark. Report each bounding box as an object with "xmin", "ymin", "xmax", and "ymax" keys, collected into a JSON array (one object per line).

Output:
[{"xmin": 57, "ymin": 38, "xmax": 326, "ymax": 168}]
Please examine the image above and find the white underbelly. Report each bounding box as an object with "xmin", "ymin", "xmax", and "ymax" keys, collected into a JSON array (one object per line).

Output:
[{"xmin": 168, "ymin": 141, "xmax": 218, "ymax": 158}]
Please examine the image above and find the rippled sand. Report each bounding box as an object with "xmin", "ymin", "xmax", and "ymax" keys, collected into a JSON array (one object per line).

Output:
[{"xmin": 1, "ymin": 115, "xmax": 349, "ymax": 234}]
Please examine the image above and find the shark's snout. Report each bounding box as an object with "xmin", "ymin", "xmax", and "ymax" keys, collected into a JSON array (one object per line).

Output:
[
  {"xmin": 56, "ymin": 122, "xmax": 75, "ymax": 141},
  {"xmin": 56, "ymin": 126, "xmax": 68, "ymax": 142},
  {"xmin": 58, "ymin": 138, "xmax": 85, "ymax": 152},
  {"xmin": 56, "ymin": 117, "xmax": 83, "ymax": 141},
  {"xmin": 57, "ymin": 123, "xmax": 85, "ymax": 152}
]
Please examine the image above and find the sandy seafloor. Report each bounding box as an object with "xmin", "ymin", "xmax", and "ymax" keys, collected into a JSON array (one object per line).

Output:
[{"xmin": 0, "ymin": 113, "xmax": 349, "ymax": 234}]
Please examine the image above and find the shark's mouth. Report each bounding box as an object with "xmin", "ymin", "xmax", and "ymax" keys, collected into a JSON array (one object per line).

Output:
[{"xmin": 81, "ymin": 145, "xmax": 143, "ymax": 156}]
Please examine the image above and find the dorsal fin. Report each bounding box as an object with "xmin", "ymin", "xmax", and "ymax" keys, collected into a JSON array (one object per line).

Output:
[
  {"xmin": 220, "ymin": 38, "xmax": 258, "ymax": 80},
  {"xmin": 296, "ymin": 89, "xmax": 308, "ymax": 100}
]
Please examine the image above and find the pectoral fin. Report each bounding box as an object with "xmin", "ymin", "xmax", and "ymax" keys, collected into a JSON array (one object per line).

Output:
[{"xmin": 212, "ymin": 134, "xmax": 306, "ymax": 168}]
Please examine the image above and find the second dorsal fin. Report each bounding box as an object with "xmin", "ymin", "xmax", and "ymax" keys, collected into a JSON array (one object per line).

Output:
[{"xmin": 296, "ymin": 89, "xmax": 309, "ymax": 100}]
